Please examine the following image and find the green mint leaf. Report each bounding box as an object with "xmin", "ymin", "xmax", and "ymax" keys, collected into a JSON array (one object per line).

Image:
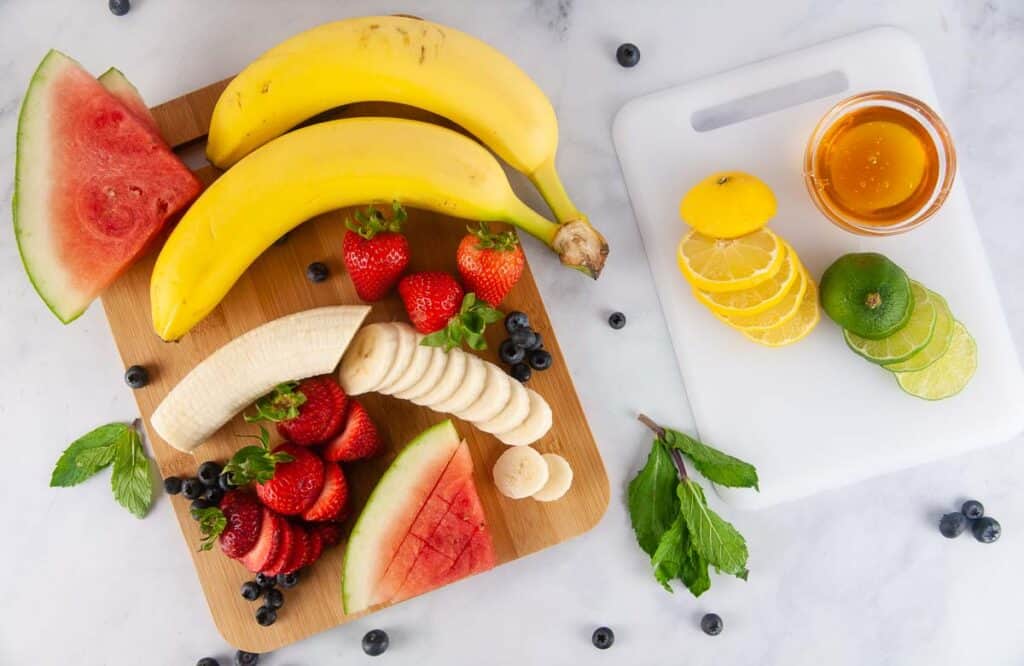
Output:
[
  {"xmin": 651, "ymin": 514, "xmax": 685, "ymax": 591},
  {"xmin": 677, "ymin": 479, "xmax": 748, "ymax": 579},
  {"xmin": 421, "ymin": 329, "xmax": 451, "ymax": 350},
  {"xmin": 50, "ymin": 423, "xmax": 125, "ymax": 487},
  {"xmin": 192, "ymin": 506, "xmax": 227, "ymax": 552},
  {"xmin": 663, "ymin": 429, "xmax": 759, "ymax": 490},
  {"xmin": 110, "ymin": 428, "xmax": 154, "ymax": 518},
  {"xmin": 679, "ymin": 538, "xmax": 711, "ymax": 597},
  {"xmin": 627, "ymin": 439, "xmax": 680, "ymax": 556}
]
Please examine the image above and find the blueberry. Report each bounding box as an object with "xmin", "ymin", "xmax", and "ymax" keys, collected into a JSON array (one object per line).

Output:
[
  {"xmin": 197, "ymin": 461, "xmax": 223, "ymax": 486},
  {"xmin": 124, "ymin": 365, "xmax": 149, "ymax": 389},
  {"xmin": 306, "ymin": 262, "xmax": 329, "ymax": 283},
  {"xmin": 939, "ymin": 512, "xmax": 967, "ymax": 539},
  {"xmin": 362, "ymin": 629, "xmax": 390, "ymax": 657},
  {"xmin": 591, "ymin": 626, "xmax": 614, "ymax": 650},
  {"xmin": 973, "ymin": 516, "xmax": 1001, "ymax": 544},
  {"xmin": 499, "ymin": 339, "xmax": 526, "ymax": 365},
  {"xmin": 182, "ymin": 478, "xmax": 205, "ymax": 500},
  {"xmin": 528, "ymin": 349, "xmax": 552, "ymax": 371},
  {"xmin": 277, "ymin": 571, "xmax": 300, "ymax": 589},
  {"xmin": 504, "ymin": 311, "xmax": 530, "ymax": 333},
  {"xmin": 191, "ymin": 498, "xmax": 212, "ymax": 512},
  {"xmin": 196, "ymin": 659, "xmax": 219, "ymax": 666},
  {"xmin": 616, "ymin": 43, "xmax": 640, "ymax": 67},
  {"xmin": 218, "ymin": 472, "xmax": 234, "ymax": 491},
  {"xmin": 240, "ymin": 581, "xmax": 262, "ymax": 601},
  {"xmin": 255, "ymin": 573, "xmax": 276, "ymax": 589},
  {"xmin": 233, "ymin": 651, "xmax": 259, "ymax": 666},
  {"xmin": 510, "ymin": 363, "xmax": 532, "ymax": 383},
  {"xmin": 255, "ymin": 605, "xmax": 277, "ymax": 627},
  {"xmin": 608, "ymin": 312, "xmax": 627, "ymax": 329},
  {"xmin": 701, "ymin": 613, "xmax": 723, "ymax": 636},
  {"xmin": 163, "ymin": 476, "xmax": 183, "ymax": 495},
  {"xmin": 205, "ymin": 485, "xmax": 224, "ymax": 505},
  {"xmin": 525, "ymin": 331, "xmax": 543, "ymax": 351},
  {"xmin": 108, "ymin": 0, "xmax": 130, "ymax": 16},
  {"xmin": 961, "ymin": 499, "xmax": 984, "ymax": 520},
  {"xmin": 264, "ymin": 588, "xmax": 284, "ymax": 610},
  {"xmin": 510, "ymin": 328, "xmax": 537, "ymax": 349}
]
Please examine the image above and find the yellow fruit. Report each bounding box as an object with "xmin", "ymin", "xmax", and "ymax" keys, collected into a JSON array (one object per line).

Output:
[
  {"xmin": 717, "ymin": 264, "xmax": 808, "ymax": 331},
  {"xmin": 679, "ymin": 171, "xmax": 777, "ymax": 238},
  {"xmin": 693, "ymin": 242, "xmax": 800, "ymax": 316},
  {"xmin": 676, "ymin": 228, "xmax": 784, "ymax": 293},
  {"xmin": 742, "ymin": 275, "xmax": 820, "ymax": 346}
]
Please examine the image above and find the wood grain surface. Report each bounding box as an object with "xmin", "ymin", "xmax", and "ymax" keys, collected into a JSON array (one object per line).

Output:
[{"xmin": 100, "ymin": 80, "xmax": 610, "ymax": 652}]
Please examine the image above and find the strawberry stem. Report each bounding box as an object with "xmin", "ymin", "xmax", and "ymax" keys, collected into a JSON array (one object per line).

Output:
[
  {"xmin": 468, "ymin": 221, "xmax": 519, "ymax": 252},
  {"xmin": 244, "ymin": 382, "xmax": 306, "ymax": 423},
  {"xmin": 346, "ymin": 201, "xmax": 407, "ymax": 240}
]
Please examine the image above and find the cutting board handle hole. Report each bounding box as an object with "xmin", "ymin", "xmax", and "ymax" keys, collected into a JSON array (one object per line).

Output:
[{"xmin": 691, "ymin": 70, "xmax": 849, "ymax": 132}]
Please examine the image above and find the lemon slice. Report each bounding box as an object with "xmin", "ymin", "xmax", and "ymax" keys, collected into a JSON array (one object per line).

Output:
[
  {"xmin": 844, "ymin": 282, "xmax": 936, "ymax": 364},
  {"xmin": 693, "ymin": 242, "xmax": 800, "ymax": 316},
  {"xmin": 743, "ymin": 275, "xmax": 820, "ymax": 346},
  {"xmin": 884, "ymin": 291, "xmax": 954, "ymax": 372},
  {"xmin": 676, "ymin": 228, "xmax": 784, "ymax": 293},
  {"xmin": 895, "ymin": 321, "xmax": 977, "ymax": 400},
  {"xmin": 718, "ymin": 264, "xmax": 808, "ymax": 331}
]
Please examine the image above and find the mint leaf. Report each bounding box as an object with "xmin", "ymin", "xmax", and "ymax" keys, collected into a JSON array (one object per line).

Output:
[
  {"xmin": 677, "ymin": 479, "xmax": 748, "ymax": 579},
  {"xmin": 679, "ymin": 538, "xmax": 711, "ymax": 597},
  {"xmin": 651, "ymin": 514, "xmax": 685, "ymax": 591},
  {"xmin": 110, "ymin": 428, "xmax": 153, "ymax": 518},
  {"xmin": 50, "ymin": 423, "xmax": 125, "ymax": 487},
  {"xmin": 663, "ymin": 429, "xmax": 759, "ymax": 490},
  {"xmin": 627, "ymin": 439, "xmax": 680, "ymax": 556},
  {"xmin": 192, "ymin": 506, "xmax": 227, "ymax": 552}
]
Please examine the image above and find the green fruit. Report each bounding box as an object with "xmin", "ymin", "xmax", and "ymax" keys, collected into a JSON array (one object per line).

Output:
[
  {"xmin": 844, "ymin": 282, "xmax": 936, "ymax": 364},
  {"xmin": 895, "ymin": 321, "xmax": 977, "ymax": 400},
  {"xmin": 884, "ymin": 290, "xmax": 954, "ymax": 372},
  {"xmin": 819, "ymin": 253, "xmax": 913, "ymax": 339}
]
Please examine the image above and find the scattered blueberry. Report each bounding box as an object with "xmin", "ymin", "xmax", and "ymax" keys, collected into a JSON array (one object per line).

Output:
[
  {"xmin": 196, "ymin": 659, "xmax": 219, "ymax": 666},
  {"xmin": 499, "ymin": 339, "xmax": 526, "ymax": 365},
  {"xmin": 163, "ymin": 476, "xmax": 183, "ymax": 495},
  {"xmin": 255, "ymin": 605, "xmax": 277, "ymax": 627},
  {"xmin": 240, "ymin": 581, "xmax": 262, "ymax": 601},
  {"xmin": 218, "ymin": 472, "xmax": 234, "ymax": 491},
  {"xmin": 528, "ymin": 349, "xmax": 552, "ymax": 371},
  {"xmin": 608, "ymin": 312, "xmax": 627, "ymax": 329},
  {"xmin": 278, "ymin": 571, "xmax": 300, "ymax": 589},
  {"xmin": 362, "ymin": 629, "xmax": 390, "ymax": 657},
  {"xmin": 616, "ymin": 43, "xmax": 640, "ymax": 68},
  {"xmin": 591, "ymin": 626, "xmax": 614, "ymax": 650},
  {"xmin": 306, "ymin": 262, "xmax": 329, "ymax": 283},
  {"xmin": 191, "ymin": 498, "xmax": 213, "ymax": 512},
  {"xmin": 197, "ymin": 461, "xmax": 223, "ymax": 486},
  {"xmin": 973, "ymin": 516, "xmax": 1001, "ymax": 544},
  {"xmin": 504, "ymin": 311, "xmax": 530, "ymax": 334},
  {"xmin": 234, "ymin": 651, "xmax": 259, "ymax": 666},
  {"xmin": 108, "ymin": 0, "xmax": 131, "ymax": 16},
  {"xmin": 939, "ymin": 512, "xmax": 967, "ymax": 539},
  {"xmin": 524, "ymin": 331, "xmax": 543, "ymax": 351},
  {"xmin": 510, "ymin": 328, "xmax": 537, "ymax": 349},
  {"xmin": 264, "ymin": 588, "xmax": 284, "ymax": 610},
  {"xmin": 182, "ymin": 478, "xmax": 205, "ymax": 500},
  {"xmin": 124, "ymin": 365, "xmax": 149, "ymax": 389},
  {"xmin": 205, "ymin": 485, "xmax": 224, "ymax": 505},
  {"xmin": 961, "ymin": 499, "xmax": 984, "ymax": 520},
  {"xmin": 701, "ymin": 613, "xmax": 724, "ymax": 636},
  {"xmin": 255, "ymin": 573, "xmax": 276, "ymax": 589},
  {"xmin": 510, "ymin": 363, "xmax": 532, "ymax": 383}
]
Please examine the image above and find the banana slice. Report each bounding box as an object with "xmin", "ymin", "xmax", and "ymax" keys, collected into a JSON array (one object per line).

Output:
[
  {"xmin": 412, "ymin": 349, "xmax": 465, "ymax": 407},
  {"xmin": 374, "ymin": 322, "xmax": 417, "ymax": 392},
  {"xmin": 497, "ymin": 389, "xmax": 553, "ymax": 446},
  {"xmin": 432, "ymin": 354, "xmax": 487, "ymax": 414},
  {"xmin": 379, "ymin": 335, "xmax": 433, "ymax": 395},
  {"xmin": 476, "ymin": 377, "xmax": 530, "ymax": 435},
  {"xmin": 532, "ymin": 454, "xmax": 573, "ymax": 502},
  {"xmin": 493, "ymin": 446, "xmax": 549, "ymax": 499},
  {"xmin": 457, "ymin": 362, "xmax": 512, "ymax": 423},
  {"xmin": 394, "ymin": 346, "xmax": 447, "ymax": 401},
  {"xmin": 338, "ymin": 323, "xmax": 399, "ymax": 395}
]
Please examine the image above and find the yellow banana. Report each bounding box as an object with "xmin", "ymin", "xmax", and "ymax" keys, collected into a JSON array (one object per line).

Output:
[
  {"xmin": 205, "ymin": 15, "xmax": 605, "ymax": 270},
  {"xmin": 151, "ymin": 118, "xmax": 585, "ymax": 341}
]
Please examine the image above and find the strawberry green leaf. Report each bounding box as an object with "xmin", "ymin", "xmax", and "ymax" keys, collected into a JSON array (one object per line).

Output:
[
  {"xmin": 110, "ymin": 428, "xmax": 154, "ymax": 519},
  {"xmin": 223, "ymin": 427, "xmax": 293, "ymax": 486},
  {"xmin": 50, "ymin": 423, "xmax": 124, "ymax": 487},
  {"xmin": 192, "ymin": 506, "xmax": 227, "ymax": 552},
  {"xmin": 468, "ymin": 221, "xmax": 519, "ymax": 252},
  {"xmin": 244, "ymin": 382, "xmax": 306, "ymax": 423},
  {"xmin": 347, "ymin": 201, "xmax": 407, "ymax": 239}
]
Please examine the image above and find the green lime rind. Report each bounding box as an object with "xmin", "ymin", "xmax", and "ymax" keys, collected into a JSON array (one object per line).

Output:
[
  {"xmin": 884, "ymin": 290, "xmax": 954, "ymax": 372},
  {"xmin": 895, "ymin": 321, "xmax": 977, "ymax": 400},
  {"xmin": 844, "ymin": 282, "xmax": 935, "ymax": 364},
  {"xmin": 820, "ymin": 252, "xmax": 914, "ymax": 340}
]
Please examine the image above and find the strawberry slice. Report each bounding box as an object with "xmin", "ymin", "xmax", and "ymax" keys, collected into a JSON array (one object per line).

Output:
[
  {"xmin": 240, "ymin": 509, "xmax": 285, "ymax": 573},
  {"xmin": 261, "ymin": 519, "xmax": 297, "ymax": 577},
  {"xmin": 312, "ymin": 522, "xmax": 344, "ymax": 548},
  {"xmin": 281, "ymin": 523, "xmax": 310, "ymax": 575},
  {"xmin": 247, "ymin": 376, "xmax": 348, "ymax": 446},
  {"xmin": 320, "ymin": 401, "xmax": 382, "ymax": 462},
  {"xmin": 219, "ymin": 490, "xmax": 263, "ymax": 559},
  {"xmin": 301, "ymin": 462, "xmax": 349, "ymax": 522},
  {"xmin": 300, "ymin": 527, "xmax": 324, "ymax": 569},
  {"xmin": 255, "ymin": 443, "xmax": 325, "ymax": 515}
]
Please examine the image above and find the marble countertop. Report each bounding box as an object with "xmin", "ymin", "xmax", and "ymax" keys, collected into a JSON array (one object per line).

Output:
[{"xmin": 2, "ymin": 1, "xmax": 1022, "ymax": 664}]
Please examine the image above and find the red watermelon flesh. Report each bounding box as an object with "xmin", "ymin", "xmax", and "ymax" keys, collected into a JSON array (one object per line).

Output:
[
  {"xmin": 97, "ymin": 67, "xmax": 161, "ymax": 136},
  {"xmin": 13, "ymin": 50, "xmax": 202, "ymax": 323}
]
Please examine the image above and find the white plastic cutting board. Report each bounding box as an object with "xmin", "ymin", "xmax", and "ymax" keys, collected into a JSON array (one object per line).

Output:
[{"xmin": 613, "ymin": 27, "xmax": 1024, "ymax": 509}]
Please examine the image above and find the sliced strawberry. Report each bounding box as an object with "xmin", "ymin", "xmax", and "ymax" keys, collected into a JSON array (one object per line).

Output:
[
  {"xmin": 240, "ymin": 509, "xmax": 285, "ymax": 573},
  {"xmin": 218, "ymin": 490, "xmax": 263, "ymax": 559},
  {"xmin": 320, "ymin": 401, "xmax": 382, "ymax": 462},
  {"xmin": 261, "ymin": 519, "xmax": 297, "ymax": 577},
  {"xmin": 281, "ymin": 523, "xmax": 309, "ymax": 574},
  {"xmin": 300, "ymin": 527, "xmax": 324, "ymax": 569},
  {"xmin": 313, "ymin": 522, "xmax": 344, "ymax": 548},
  {"xmin": 255, "ymin": 443, "xmax": 325, "ymax": 515},
  {"xmin": 247, "ymin": 376, "xmax": 348, "ymax": 446},
  {"xmin": 301, "ymin": 463, "xmax": 349, "ymax": 522}
]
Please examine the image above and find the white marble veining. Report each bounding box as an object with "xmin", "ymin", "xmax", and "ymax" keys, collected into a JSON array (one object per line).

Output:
[{"xmin": 1, "ymin": 1, "xmax": 1022, "ymax": 664}]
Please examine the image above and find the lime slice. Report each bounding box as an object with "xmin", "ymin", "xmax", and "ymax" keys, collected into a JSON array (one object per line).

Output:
[
  {"xmin": 843, "ymin": 282, "xmax": 935, "ymax": 364},
  {"xmin": 895, "ymin": 321, "xmax": 977, "ymax": 400},
  {"xmin": 884, "ymin": 290, "xmax": 954, "ymax": 372}
]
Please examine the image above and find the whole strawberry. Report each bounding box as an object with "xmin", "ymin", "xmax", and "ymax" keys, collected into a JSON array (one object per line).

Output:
[
  {"xmin": 246, "ymin": 376, "xmax": 348, "ymax": 446},
  {"xmin": 218, "ymin": 490, "xmax": 263, "ymax": 559},
  {"xmin": 342, "ymin": 201, "xmax": 410, "ymax": 301},
  {"xmin": 398, "ymin": 272, "xmax": 502, "ymax": 351},
  {"xmin": 456, "ymin": 223, "xmax": 525, "ymax": 306},
  {"xmin": 255, "ymin": 443, "xmax": 325, "ymax": 515},
  {"xmin": 321, "ymin": 400, "xmax": 382, "ymax": 462}
]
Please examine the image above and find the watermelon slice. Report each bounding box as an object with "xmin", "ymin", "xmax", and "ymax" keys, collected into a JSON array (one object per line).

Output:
[
  {"xmin": 342, "ymin": 420, "xmax": 495, "ymax": 614},
  {"xmin": 97, "ymin": 67, "xmax": 161, "ymax": 136},
  {"xmin": 13, "ymin": 50, "xmax": 201, "ymax": 323}
]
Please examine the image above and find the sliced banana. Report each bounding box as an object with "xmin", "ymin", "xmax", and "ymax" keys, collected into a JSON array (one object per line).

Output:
[
  {"xmin": 532, "ymin": 454, "xmax": 573, "ymax": 502},
  {"xmin": 338, "ymin": 322, "xmax": 399, "ymax": 395},
  {"xmin": 379, "ymin": 335, "xmax": 433, "ymax": 395},
  {"xmin": 476, "ymin": 377, "xmax": 529, "ymax": 435},
  {"xmin": 497, "ymin": 389, "xmax": 553, "ymax": 446},
  {"xmin": 412, "ymin": 349, "xmax": 465, "ymax": 407},
  {"xmin": 457, "ymin": 362, "xmax": 512, "ymax": 423},
  {"xmin": 394, "ymin": 346, "xmax": 447, "ymax": 401},
  {"xmin": 493, "ymin": 446, "xmax": 549, "ymax": 499},
  {"xmin": 374, "ymin": 322, "xmax": 416, "ymax": 391},
  {"xmin": 432, "ymin": 354, "xmax": 487, "ymax": 414}
]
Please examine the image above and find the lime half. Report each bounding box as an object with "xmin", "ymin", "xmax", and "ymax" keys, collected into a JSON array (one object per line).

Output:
[
  {"xmin": 844, "ymin": 282, "xmax": 935, "ymax": 364},
  {"xmin": 884, "ymin": 291, "xmax": 954, "ymax": 372},
  {"xmin": 895, "ymin": 321, "xmax": 977, "ymax": 400}
]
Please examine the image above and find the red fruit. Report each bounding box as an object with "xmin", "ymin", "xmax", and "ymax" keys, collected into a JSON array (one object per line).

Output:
[
  {"xmin": 248, "ymin": 376, "xmax": 348, "ymax": 446},
  {"xmin": 240, "ymin": 509, "xmax": 285, "ymax": 573},
  {"xmin": 301, "ymin": 463, "xmax": 349, "ymax": 522},
  {"xmin": 398, "ymin": 272, "xmax": 464, "ymax": 334},
  {"xmin": 218, "ymin": 491, "xmax": 263, "ymax": 559},
  {"xmin": 300, "ymin": 527, "xmax": 324, "ymax": 569},
  {"xmin": 261, "ymin": 520, "xmax": 297, "ymax": 577},
  {"xmin": 342, "ymin": 203, "xmax": 410, "ymax": 301},
  {"xmin": 321, "ymin": 401, "xmax": 382, "ymax": 462},
  {"xmin": 255, "ymin": 443, "xmax": 325, "ymax": 515},
  {"xmin": 281, "ymin": 523, "xmax": 309, "ymax": 575},
  {"xmin": 313, "ymin": 522, "xmax": 344, "ymax": 547},
  {"xmin": 456, "ymin": 224, "xmax": 525, "ymax": 306}
]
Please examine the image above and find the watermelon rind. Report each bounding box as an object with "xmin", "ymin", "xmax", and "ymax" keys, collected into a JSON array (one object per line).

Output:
[{"xmin": 97, "ymin": 67, "xmax": 160, "ymax": 134}]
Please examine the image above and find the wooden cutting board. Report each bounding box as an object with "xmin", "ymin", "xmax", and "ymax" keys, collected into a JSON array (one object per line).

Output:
[{"xmin": 100, "ymin": 79, "xmax": 609, "ymax": 653}]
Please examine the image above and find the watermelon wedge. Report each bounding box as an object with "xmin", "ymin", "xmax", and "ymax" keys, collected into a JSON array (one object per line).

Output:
[
  {"xmin": 97, "ymin": 67, "xmax": 161, "ymax": 136},
  {"xmin": 13, "ymin": 50, "xmax": 202, "ymax": 323},
  {"xmin": 342, "ymin": 421, "xmax": 495, "ymax": 614}
]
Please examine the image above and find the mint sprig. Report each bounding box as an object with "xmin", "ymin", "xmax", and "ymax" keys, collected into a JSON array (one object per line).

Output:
[
  {"xmin": 192, "ymin": 506, "xmax": 227, "ymax": 552},
  {"xmin": 222, "ymin": 426, "xmax": 293, "ymax": 486},
  {"xmin": 421, "ymin": 293, "xmax": 502, "ymax": 352}
]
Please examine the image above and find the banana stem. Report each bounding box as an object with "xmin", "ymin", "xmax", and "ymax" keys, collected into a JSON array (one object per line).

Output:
[
  {"xmin": 503, "ymin": 199, "xmax": 608, "ymax": 279},
  {"xmin": 530, "ymin": 156, "xmax": 581, "ymax": 223}
]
